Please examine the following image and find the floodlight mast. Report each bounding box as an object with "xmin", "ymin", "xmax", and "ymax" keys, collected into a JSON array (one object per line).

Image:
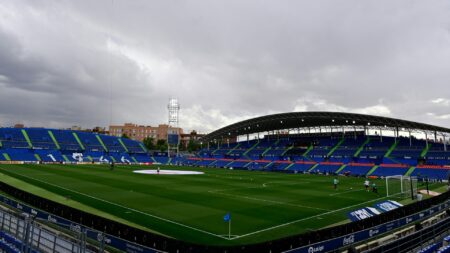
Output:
[{"xmin": 167, "ymin": 98, "xmax": 180, "ymax": 158}]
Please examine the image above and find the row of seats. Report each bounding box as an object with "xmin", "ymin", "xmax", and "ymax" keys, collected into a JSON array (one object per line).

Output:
[
  {"xmin": 417, "ymin": 234, "xmax": 450, "ymax": 253},
  {"xmin": 0, "ymin": 230, "xmax": 39, "ymax": 253},
  {"xmin": 0, "ymin": 128, "xmax": 146, "ymax": 154}
]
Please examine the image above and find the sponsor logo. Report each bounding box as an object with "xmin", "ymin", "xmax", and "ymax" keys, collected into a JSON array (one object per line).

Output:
[
  {"xmin": 72, "ymin": 153, "xmax": 84, "ymax": 162},
  {"xmin": 16, "ymin": 203, "xmax": 23, "ymax": 210},
  {"xmin": 308, "ymin": 245, "xmax": 325, "ymax": 253},
  {"xmin": 70, "ymin": 224, "xmax": 81, "ymax": 233},
  {"xmin": 31, "ymin": 209, "xmax": 38, "ymax": 216},
  {"xmin": 47, "ymin": 215, "xmax": 57, "ymax": 223},
  {"xmin": 343, "ymin": 235, "xmax": 355, "ymax": 245},
  {"xmin": 369, "ymin": 229, "xmax": 379, "ymax": 237},
  {"xmin": 406, "ymin": 217, "xmax": 413, "ymax": 224}
]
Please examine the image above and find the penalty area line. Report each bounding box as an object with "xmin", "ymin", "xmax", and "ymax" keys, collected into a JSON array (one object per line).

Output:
[{"xmin": 0, "ymin": 168, "xmax": 230, "ymax": 240}]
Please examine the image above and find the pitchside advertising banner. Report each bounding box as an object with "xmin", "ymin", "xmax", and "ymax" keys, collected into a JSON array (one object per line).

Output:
[
  {"xmin": 347, "ymin": 200, "xmax": 404, "ymax": 222},
  {"xmin": 0, "ymin": 195, "xmax": 161, "ymax": 253},
  {"xmin": 284, "ymin": 199, "xmax": 450, "ymax": 253}
]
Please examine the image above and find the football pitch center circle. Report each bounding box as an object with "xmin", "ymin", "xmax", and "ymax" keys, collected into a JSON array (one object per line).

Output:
[{"xmin": 133, "ymin": 170, "xmax": 204, "ymax": 175}]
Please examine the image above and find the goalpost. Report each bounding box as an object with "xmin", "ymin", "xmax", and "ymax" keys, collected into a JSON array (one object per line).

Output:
[{"xmin": 385, "ymin": 175, "xmax": 418, "ymax": 199}]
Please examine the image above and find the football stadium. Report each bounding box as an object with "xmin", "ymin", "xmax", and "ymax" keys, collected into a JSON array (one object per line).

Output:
[
  {"xmin": 0, "ymin": 112, "xmax": 449, "ymax": 253},
  {"xmin": 2, "ymin": 1, "xmax": 450, "ymax": 253}
]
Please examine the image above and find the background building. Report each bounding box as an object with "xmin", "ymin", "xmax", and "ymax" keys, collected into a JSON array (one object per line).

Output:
[{"xmin": 109, "ymin": 123, "xmax": 184, "ymax": 143}]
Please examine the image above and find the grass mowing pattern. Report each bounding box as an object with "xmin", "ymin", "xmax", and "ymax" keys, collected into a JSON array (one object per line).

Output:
[{"xmin": 0, "ymin": 164, "xmax": 440, "ymax": 246}]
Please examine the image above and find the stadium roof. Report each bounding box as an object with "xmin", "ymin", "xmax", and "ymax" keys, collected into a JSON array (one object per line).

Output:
[{"xmin": 201, "ymin": 111, "xmax": 450, "ymax": 142}]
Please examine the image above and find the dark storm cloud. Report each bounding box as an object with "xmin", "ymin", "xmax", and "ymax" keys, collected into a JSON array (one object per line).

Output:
[{"xmin": 0, "ymin": 0, "xmax": 450, "ymax": 132}]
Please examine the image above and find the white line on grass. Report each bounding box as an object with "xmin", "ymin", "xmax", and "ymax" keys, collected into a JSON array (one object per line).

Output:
[
  {"xmin": 0, "ymin": 168, "xmax": 229, "ymax": 240},
  {"xmin": 230, "ymin": 195, "xmax": 389, "ymax": 240},
  {"xmin": 208, "ymin": 191, "xmax": 330, "ymax": 211},
  {"xmin": 329, "ymin": 189, "xmax": 364, "ymax": 196}
]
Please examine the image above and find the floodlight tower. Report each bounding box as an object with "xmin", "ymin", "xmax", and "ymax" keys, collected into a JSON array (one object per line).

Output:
[{"xmin": 167, "ymin": 98, "xmax": 180, "ymax": 157}]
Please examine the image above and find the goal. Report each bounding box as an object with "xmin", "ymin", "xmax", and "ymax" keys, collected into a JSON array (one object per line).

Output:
[{"xmin": 385, "ymin": 175, "xmax": 417, "ymax": 199}]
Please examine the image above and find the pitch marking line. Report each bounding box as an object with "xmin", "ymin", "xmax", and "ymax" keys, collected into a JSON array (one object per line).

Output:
[
  {"xmin": 329, "ymin": 188, "xmax": 364, "ymax": 196},
  {"xmin": 230, "ymin": 195, "xmax": 390, "ymax": 240},
  {"xmin": 0, "ymin": 168, "xmax": 230, "ymax": 240}
]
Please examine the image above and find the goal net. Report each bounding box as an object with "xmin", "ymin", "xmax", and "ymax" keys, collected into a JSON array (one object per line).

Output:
[{"xmin": 385, "ymin": 175, "xmax": 418, "ymax": 199}]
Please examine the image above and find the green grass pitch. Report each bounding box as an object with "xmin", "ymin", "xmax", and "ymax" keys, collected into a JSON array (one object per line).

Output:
[{"xmin": 0, "ymin": 164, "xmax": 442, "ymax": 246}]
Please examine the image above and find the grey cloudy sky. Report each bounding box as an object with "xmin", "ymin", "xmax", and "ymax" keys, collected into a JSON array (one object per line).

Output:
[{"xmin": 0, "ymin": 0, "xmax": 449, "ymax": 133}]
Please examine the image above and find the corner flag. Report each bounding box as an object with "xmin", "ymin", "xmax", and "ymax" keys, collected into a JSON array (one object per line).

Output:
[
  {"xmin": 224, "ymin": 213, "xmax": 231, "ymax": 239},
  {"xmin": 224, "ymin": 213, "xmax": 231, "ymax": 222}
]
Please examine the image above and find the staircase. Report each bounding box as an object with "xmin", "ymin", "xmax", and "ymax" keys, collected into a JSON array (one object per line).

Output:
[
  {"xmin": 327, "ymin": 138, "xmax": 345, "ymax": 157},
  {"xmin": 226, "ymin": 143, "xmax": 241, "ymax": 155},
  {"xmin": 420, "ymin": 144, "xmax": 430, "ymax": 158},
  {"xmin": 21, "ymin": 129, "xmax": 32, "ymax": 148},
  {"xmin": 118, "ymin": 138, "xmax": 129, "ymax": 152},
  {"xmin": 95, "ymin": 135, "xmax": 108, "ymax": 152},
  {"xmin": 131, "ymin": 156, "xmax": 138, "ymax": 163},
  {"xmin": 354, "ymin": 137, "xmax": 370, "ymax": 157},
  {"xmin": 384, "ymin": 141, "xmax": 398, "ymax": 157},
  {"xmin": 47, "ymin": 130, "xmax": 61, "ymax": 150},
  {"xmin": 307, "ymin": 163, "xmax": 320, "ymax": 172},
  {"xmin": 62, "ymin": 155, "xmax": 70, "ymax": 162},
  {"xmin": 281, "ymin": 144, "xmax": 294, "ymax": 156},
  {"xmin": 2, "ymin": 153, "xmax": 11, "ymax": 161},
  {"xmin": 284, "ymin": 163, "xmax": 295, "ymax": 170},
  {"xmin": 335, "ymin": 164, "xmax": 347, "ymax": 174},
  {"xmin": 34, "ymin": 154, "xmax": 41, "ymax": 161},
  {"xmin": 261, "ymin": 147, "xmax": 272, "ymax": 156},
  {"xmin": 72, "ymin": 133, "xmax": 85, "ymax": 150},
  {"xmin": 366, "ymin": 165, "xmax": 379, "ymax": 176},
  {"xmin": 139, "ymin": 143, "xmax": 147, "ymax": 152},
  {"xmin": 404, "ymin": 166, "xmax": 416, "ymax": 177},
  {"xmin": 109, "ymin": 156, "xmax": 117, "ymax": 162},
  {"xmin": 243, "ymin": 141, "xmax": 260, "ymax": 156},
  {"xmin": 303, "ymin": 144, "xmax": 314, "ymax": 156}
]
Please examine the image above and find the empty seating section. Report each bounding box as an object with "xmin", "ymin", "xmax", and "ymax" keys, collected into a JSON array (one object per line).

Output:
[
  {"xmin": 412, "ymin": 166, "xmax": 450, "ymax": 180},
  {"xmin": 313, "ymin": 163, "xmax": 343, "ymax": 173},
  {"xmin": 342, "ymin": 164, "xmax": 374, "ymax": 176},
  {"xmin": 307, "ymin": 137, "xmax": 340, "ymax": 159},
  {"xmin": 51, "ymin": 129, "xmax": 82, "ymax": 151},
  {"xmin": 0, "ymin": 127, "xmax": 150, "ymax": 164},
  {"xmin": 0, "ymin": 128, "xmax": 29, "ymax": 148},
  {"xmin": 2, "ymin": 128, "xmax": 449, "ymax": 180},
  {"xmin": 26, "ymin": 128, "xmax": 56, "ymax": 149},
  {"xmin": 121, "ymin": 138, "xmax": 146, "ymax": 153},
  {"xmin": 359, "ymin": 137, "xmax": 395, "ymax": 159},
  {"xmin": 288, "ymin": 162, "xmax": 316, "ymax": 172},
  {"xmin": 331, "ymin": 136, "xmax": 365, "ymax": 158},
  {"xmin": 390, "ymin": 137, "xmax": 425, "ymax": 161},
  {"xmin": 75, "ymin": 132, "xmax": 104, "ymax": 152},
  {"xmin": 370, "ymin": 164, "xmax": 410, "ymax": 177}
]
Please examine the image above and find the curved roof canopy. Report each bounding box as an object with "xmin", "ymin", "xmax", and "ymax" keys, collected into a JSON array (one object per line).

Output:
[{"xmin": 201, "ymin": 111, "xmax": 450, "ymax": 142}]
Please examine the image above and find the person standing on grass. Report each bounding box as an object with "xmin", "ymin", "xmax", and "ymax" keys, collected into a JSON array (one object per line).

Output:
[
  {"xmin": 364, "ymin": 178, "xmax": 370, "ymax": 192},
  {"xmin": 157, "ymin": 167, "xmax": 160, "ymax": 174},
  {"xmin": 372, "ymin": 182, "xmax": 379, "ymax": 196},
  {"xmin": 333, "ymin": 177, "xmax": 339, "ymax": 190}
]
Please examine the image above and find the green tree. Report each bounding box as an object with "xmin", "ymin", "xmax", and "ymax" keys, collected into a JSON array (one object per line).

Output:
[
  {"xmin": 121, "ymin": 133, "xmax": 130, "ymax": 139},
  {"xmin": 143, "ymin": 137, "xmax": 155, "ymax": 150},
  {"xmin": 187, "ymin": 140, "xmax": 201, "ymax": 152},
  {"xmin": 156, "ymin": 139, "xmax": 168, "ymax": 152}
]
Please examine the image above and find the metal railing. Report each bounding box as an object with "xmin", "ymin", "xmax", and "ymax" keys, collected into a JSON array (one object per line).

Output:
[{"xmin": 0, "ymin": 208, "xmax": 95, "ymax": 253}]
